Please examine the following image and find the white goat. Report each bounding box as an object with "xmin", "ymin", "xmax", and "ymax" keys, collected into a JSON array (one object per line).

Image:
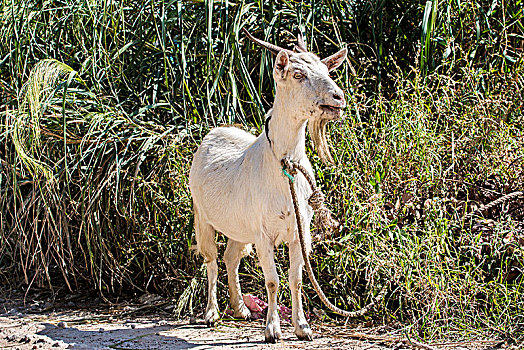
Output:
[{"xmin": 189, "ymin": 29, "xmax": 347, "ymax": 343}]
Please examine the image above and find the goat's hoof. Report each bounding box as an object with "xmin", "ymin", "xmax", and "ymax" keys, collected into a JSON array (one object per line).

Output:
[
  {"xmin": 295, "ymin": 323, "xmax": 313, "ymax": 341},
  {"xmin": 233, "ymin": 304, "xmax": 252, "ymax": 320},
  {"xmin": 264, "ymin": 324, "xmax": 282, "ymax": 343},
  {"xmin": 205, "ymin": 308, "xmax": 219, "ymax": 326}
]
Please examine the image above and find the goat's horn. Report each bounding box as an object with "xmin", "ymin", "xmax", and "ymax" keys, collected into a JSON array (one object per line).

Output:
[
  {"xmin": 295, "ymin": 32, "xmax": 307, "ymax": 52},
  {"xmin": 242, "ymin": 28, "xmax": 291, "ymax": 56}
]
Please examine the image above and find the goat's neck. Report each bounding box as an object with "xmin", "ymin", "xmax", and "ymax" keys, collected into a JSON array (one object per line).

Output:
[{"xmin": 267, "ymin": 95, "xmax": 308, "ymax": 162}]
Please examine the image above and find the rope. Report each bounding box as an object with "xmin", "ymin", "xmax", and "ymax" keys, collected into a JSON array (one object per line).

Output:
[
  {"xmin": 463, "ymin": 191, "xmax": 524, "ymax": 220},
  {"xmin": 281, "ymin": 157, "xmax": 521, "ymax": 329},
  {"xmin": 282, "ymin": 159, "xmax": 340, "ymax": 234},
  {"xmin": 281, "ymin": 158, "xmax": 386, "ymax": 318},
  {"xmin": 281, "ymin": 156, "xmax": 523, "ymax": 318}
]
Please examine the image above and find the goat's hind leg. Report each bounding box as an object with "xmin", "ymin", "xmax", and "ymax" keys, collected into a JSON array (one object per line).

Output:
[
  {"xmin": 224, "ymin": 239, "xmax": 252, "ymax": 320},
  {"xmin": 194, "ymin": 210, "xmax": 219, "ymax": 326}
]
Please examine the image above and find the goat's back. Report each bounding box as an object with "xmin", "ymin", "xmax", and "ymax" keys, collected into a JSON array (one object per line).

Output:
[{"xmin": 189, "ymin": 127, "xmax": 255, "ymax": 182}]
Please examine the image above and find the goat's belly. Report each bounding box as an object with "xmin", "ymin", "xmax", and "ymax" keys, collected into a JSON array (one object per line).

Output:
[
  {"xmin": 199, "ymin": 200, "xmax": 278, "ymax": 238},
  {"xmin": 199, "ymin": 194, "xmax": 299, "ymax": 246},
  {"xmin": 192, "ymin": 167, "xmax": 312, "ymax": 246}
]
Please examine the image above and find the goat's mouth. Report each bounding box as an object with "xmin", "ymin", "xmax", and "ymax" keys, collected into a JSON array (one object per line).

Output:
[
  {"xmin": 309, "ymin": 103, "xmax": 345, "ymax": 164},
  {"xmin": 319, "ymin": 104, "xmax": 344, "ymax": 119}
]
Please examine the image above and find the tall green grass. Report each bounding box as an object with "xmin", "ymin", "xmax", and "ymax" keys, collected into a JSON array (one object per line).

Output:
[{"xmin": 1, "ymin": 0, "xmax": 523, "ymax": 343}]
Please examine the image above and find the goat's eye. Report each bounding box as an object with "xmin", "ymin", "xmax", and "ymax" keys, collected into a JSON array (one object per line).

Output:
[{"xmin": 293, "ymin": 72, "xmax": 305, "ymax": 80}]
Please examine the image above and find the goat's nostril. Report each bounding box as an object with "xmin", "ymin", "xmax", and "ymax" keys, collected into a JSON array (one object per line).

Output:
[{"xmin": 333, "ymin": 93, "xmax": 343, "ymax": 101}]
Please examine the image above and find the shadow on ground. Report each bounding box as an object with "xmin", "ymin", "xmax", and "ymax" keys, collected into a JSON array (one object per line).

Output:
[{"xmin": 37, "ymin": 322, "xmax": 267, "ymax": 349}]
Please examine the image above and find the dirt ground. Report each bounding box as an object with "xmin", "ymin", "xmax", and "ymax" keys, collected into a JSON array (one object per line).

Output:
[
  {"xmin": 0, "ymin": 293, "xmax": 509, "ymax": 350},
  {"xmin": 0, "ymin": 308, "xmax": 376, "ymax": 349}
]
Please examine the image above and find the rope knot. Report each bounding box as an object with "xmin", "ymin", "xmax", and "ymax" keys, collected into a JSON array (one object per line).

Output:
[
  {"xmin": 281, "ymin": 158, "xmax": 297, "ymax": 175},
  {"xmin": 308, "ymin": 189, "xmax": 325, "ymax": 211},
  {"xmin": 281, "ymin": 157, "xmax": 339, "ymax": 237},
  {"xmin": 281, "ymin": 158, "xmax": 298, "ymax": 183},
  {"xmin": 309, "ymin": 189, "xmax": 339, "ymax": 236}
]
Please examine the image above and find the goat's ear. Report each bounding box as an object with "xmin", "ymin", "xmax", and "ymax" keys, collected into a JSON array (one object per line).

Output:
[
  {"xmin": 274, "ymin": 50, "xmax": 289, "ymax": 79},
  {"xmin": 321, "ymin": 48, "xmax": 347, "ymax": 72}
]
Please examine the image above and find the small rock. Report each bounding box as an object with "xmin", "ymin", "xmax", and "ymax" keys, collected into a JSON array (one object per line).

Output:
[
  {"xmin": 52, "ymin": 343, "xmax": 60, "ymax": 347},
  {"xmin": 35, "ymin": 338, "xmax": 46, "ymax": 343},
  {"xmin": 98, "ymin": 328, "xmax": 104, "ymax": 333},
  {"xmin": 189, "ymin": 316, "xmax": 197, "ymax": 325},
  {"xmin": 8, "ymin": 307, "xmax": 20, "ymax": 315},
  {"xmin": 163, "ymin": 304, "xmax": 175, "ymax": 311},
  {"xmin": 138, "ymin": 293, "xmax": 163, "ymax": 305},
  {"xmin": 5, "ymin": 335, "xmax": 17, "ymax": 342},
  {"xmin": 57, "ymin": 321, "xmax": 67, "ymax": 328},
  {"xmin": 130, "ymin": 324, "xmax": 136, "ymax": 329},
  {"xmin": 21, "ymin": 335, "xmax": 31, "ymax": 343}
]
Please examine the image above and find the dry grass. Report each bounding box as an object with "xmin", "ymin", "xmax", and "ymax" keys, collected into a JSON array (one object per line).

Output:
[{"xmin": 1, "ymin": 0, "xmax": 523, "ymax": 343}]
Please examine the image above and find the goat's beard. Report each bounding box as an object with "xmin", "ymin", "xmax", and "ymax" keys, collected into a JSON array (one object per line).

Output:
[{"xmin": 308, "ymin": 118, "xmax": 334, "ymax": 164}]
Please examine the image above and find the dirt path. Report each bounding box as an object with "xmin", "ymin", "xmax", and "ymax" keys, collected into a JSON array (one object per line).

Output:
[
  {"xmin": 0, "ymin": 292, "xmax": 381, "ymax": 350},
  {"xmin": 0, "ymin": 310, "xmax": 375, "ymax": 350},
  {"xmin": 0, "ymin": 296, "xmax": 509, "ymax": 350}
]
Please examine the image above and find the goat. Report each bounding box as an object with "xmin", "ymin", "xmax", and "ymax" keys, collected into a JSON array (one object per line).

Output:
[{"xmin": 188, "ymin": 29, "xmax": 347, "ymax": 343}]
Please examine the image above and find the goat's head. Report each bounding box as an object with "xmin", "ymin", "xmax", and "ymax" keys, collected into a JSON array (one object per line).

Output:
[{"xmin": 243, "ymin": 28, "xmax": 347, "ymax": 163}]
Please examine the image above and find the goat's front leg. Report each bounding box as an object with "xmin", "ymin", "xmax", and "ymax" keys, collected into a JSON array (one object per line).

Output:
[
  {"xmin": 256, "ymin": 241, "xmax": 281, "ymax": 343},
  {"xmin": 289, "ymin": 240, "xmax": 313, "ymax": 340}
]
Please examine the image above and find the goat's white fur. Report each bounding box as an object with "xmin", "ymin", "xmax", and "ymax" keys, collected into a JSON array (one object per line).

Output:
[{"xmin": 189, "ymin": 47, "xmax": 347, "ymax": 342}]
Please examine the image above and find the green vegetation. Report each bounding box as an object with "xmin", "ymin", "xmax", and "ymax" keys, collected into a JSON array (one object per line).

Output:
[{"xmin": 1, "ymin": 0, "xmax": 523, "ymax": 343}]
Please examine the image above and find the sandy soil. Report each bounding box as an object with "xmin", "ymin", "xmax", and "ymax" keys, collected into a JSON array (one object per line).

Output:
[
  {"xmin": 0, "ymin": 311, "xmax": 373, "ymax": 350},
  {"xmin": 0, "ymin": 292, "xmax": 382, "ymax": 350},
  {"xmin": 0, "ymin": 294, "xmax": 509, "ymax": 350}
]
